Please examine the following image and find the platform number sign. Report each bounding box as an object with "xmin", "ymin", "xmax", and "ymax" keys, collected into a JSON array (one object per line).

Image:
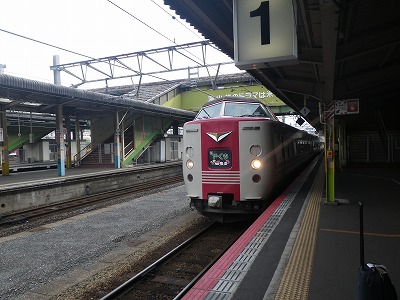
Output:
[
  {"xmin": 250, "ymin": 1, "xmax": 270, "ymax": 45},
  {"xmin": 233, "ymin": 0, "xmax": 298, "ymax": 69}
]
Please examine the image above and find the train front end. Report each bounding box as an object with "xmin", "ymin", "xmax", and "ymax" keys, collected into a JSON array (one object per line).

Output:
[{"xmin": 182, "ymin": 97, "xmax": 279, "ymax": 223}]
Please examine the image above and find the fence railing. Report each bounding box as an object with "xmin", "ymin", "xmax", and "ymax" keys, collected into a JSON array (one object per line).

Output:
[{"xmin": 73, "ymin": 143, "xmax": 93, "ymax": 166}]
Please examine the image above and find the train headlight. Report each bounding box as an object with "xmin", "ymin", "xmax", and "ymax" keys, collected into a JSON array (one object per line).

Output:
[
  {"xmin": 251, "ymin": 159, "xmax": 262, "ymax": 170},
  {"xmin": 186, "ymin": 159, "xmax": 194, "ymax": 169}
]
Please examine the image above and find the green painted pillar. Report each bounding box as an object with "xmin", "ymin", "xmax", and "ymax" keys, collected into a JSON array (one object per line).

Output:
[{"xmin": 325, "ymin": 100, "xmax": 335, "ymax": 203}]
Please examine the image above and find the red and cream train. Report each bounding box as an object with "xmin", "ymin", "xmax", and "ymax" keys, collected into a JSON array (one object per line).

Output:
[{"xmin": 182, "ymin": 96, "xmax": 321, "ymax": 223}]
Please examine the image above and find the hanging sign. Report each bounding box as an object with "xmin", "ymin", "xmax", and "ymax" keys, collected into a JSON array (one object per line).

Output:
[
  {"xmin": 300, "ymin": 106, "xmax": 310, "ymax": 116},
  {"xmin": 233, "ymin": 0, "xmax": 298, "ymax": 69},
  {"xmin": 335, "ymin": 99, "xmax": 359, "ymax": 115}
]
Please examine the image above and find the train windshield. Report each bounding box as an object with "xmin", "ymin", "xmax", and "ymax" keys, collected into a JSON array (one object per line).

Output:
[
  {"xmin": 224, "ymin": 102, "xmax": 272, "ymax": 118},
  {"xmin": 195, "ymin": 100, "xmax": 276, "ymax": 120},
  {"xmin": 195, "ymin": 102, "xmax": 223, "ymax": 119}
]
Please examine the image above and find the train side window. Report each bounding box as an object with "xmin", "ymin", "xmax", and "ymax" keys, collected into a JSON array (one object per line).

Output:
[
  {"xmin": 252, "ymin": 106, "xmax": 268, "ymax": 117},
  {"xmin": 293, "ymin": 139, "xmax": 312, "ymax": 155}
]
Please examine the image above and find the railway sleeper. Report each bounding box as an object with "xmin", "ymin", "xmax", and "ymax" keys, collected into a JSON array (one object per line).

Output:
[
  {"xmin": 172, "ymin": 256, "xmax": 214, "ymax": 266},
  {"xmin": 161, "ymin": 264, "xmax": 203, "ymax": 275},
  {"xmin": 128, "ymin": 282, "xmax": 181, "ymax": 296},
  {"xmin": 150, "ymin": 275, "xmax": 191, "ymax": 286}
]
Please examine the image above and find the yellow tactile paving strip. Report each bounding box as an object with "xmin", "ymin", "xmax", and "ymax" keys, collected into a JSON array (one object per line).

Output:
[{"xmin": 274, "ymin": 162, "xmax": 325, "ymax": 300}]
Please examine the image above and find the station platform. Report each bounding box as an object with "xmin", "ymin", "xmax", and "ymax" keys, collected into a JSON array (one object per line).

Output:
[
  {"xmin": 0, "ymin": 161, "xmax": 182, "ymax": 215},
  {"xmin": 0, "ymin": 163, "xmax": 114, "ymax": 187},
  {"xmin": 183, "ymin": 158, "xmax": 400, "ymax": 300},
  {"xmin": 1, "ymin": 159, "xmax": 399, "ymax": 299}
]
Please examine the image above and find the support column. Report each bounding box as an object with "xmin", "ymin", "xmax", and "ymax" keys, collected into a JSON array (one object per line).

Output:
[
  {"xmin": 65, "ymin": 117, "xmax": 72, "ymax": 168},
  {"xmin": 1, "ymin": 110, "xmax": 9, "ymax": 176},
  {"xmin": 121, "ymin": 115, "xmax": 125, "ymax": 158},
  {"xmin": 53, "ymin": 55, "xmax": 65, "ymax": 176},
  {"xmin": 173, "ymin": 122, "xmax": 178, "ymax": 135},
  {"xmin": 114, "ymin": 111, "xmax": 121, "ymax": 169},
  {"xmin": 325, "ymin": 100, "xmax": 335, "ymax": 203},
  {"xmin": 320, "ymin": 2, "xmax": 338, "ymax": 204},
  {"xmin": 75, "ymin": 118, "xmax": 81, "ymax": 165},
  {"xmin": 160, "ymin": 140, "xmax": 166, "ymax": 163},
  {"xmin": 56, "ymin": 104, "xmax": 65, "ymax": 176},
  {"xmin": 52, "ymin": 55, "xmax": 61, "ymax": 85}
]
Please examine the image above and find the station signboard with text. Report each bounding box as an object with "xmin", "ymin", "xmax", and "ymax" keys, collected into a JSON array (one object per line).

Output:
[
  {"xmin": 335, "ymin": 99, "xmax": 359, "ymax": 115},
  {"xmin": 233, "ymin": 0, "xmax": 298, "ymax": 69}
]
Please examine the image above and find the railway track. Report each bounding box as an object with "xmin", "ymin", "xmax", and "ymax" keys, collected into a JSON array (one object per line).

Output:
[
  {"xmin": 100, "ymin": 221, "xmax": 250, "ymax": 300},
  {"xmin": 0, "ymin": 174, "xmax": 183, "ymax": 229}
]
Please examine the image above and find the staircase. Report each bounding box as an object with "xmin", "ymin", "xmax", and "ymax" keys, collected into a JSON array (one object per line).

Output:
[
  {"xmin": 346, "ymin": 112, "xmax": 389, "ymax": 164},
  {"xmin": 347, "ymin": 132, "xmax": 387, "ymax": 163},
  {"xmin": 78, "ymin": 142, "xmax": 115, "ymax": 167}
]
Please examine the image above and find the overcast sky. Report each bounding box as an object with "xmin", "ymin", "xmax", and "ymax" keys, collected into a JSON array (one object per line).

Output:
[{"xmin": 0, "ymin": 0, "xmax": 240, "ymax": 88}]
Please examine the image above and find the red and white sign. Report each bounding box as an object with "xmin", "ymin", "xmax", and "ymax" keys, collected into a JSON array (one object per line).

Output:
[
  {"xmin": 326, "ymin": 100, "xmax": 335, "ymax": 121},
  {"xmin": 335, "ymin": 99, "xmax": 359, "ymax": 115},
  {"xmin": 347, "ymin": 99, "xmax": 359, "ymax": 114}
]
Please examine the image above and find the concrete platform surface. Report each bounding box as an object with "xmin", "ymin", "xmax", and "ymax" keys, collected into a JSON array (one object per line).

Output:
[{"xmin": 309, "ymin": 166, "xmax": 400, "ymax": 299}]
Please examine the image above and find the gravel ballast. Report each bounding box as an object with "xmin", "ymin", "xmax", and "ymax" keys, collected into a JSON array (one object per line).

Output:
[{"xmin": 0, "ymin": 184, "xmax": 207, "ymax": 300}]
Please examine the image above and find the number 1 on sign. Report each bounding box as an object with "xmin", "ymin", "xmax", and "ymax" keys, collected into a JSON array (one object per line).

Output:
[{"xmin": 250, "ymin": 1, "xmax": 270, "ymax": 45}]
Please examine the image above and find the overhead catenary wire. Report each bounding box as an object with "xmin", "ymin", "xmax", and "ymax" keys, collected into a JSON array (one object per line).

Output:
[
  {"xmin": 106, "ymin": 0, "xmax": 204, "ymax": 67},
  {"xmin": 0, "ymin": 28, "xmax": 95, "ymax": 61},
  {"xmin": 106, "ymin": 0, "xmax": 175, "ymax": 45},
  {"xmin": 0, "ymin": 27, "xmax": 188, "ymax": 85},
  {"xmin": 1, "ymin": 1, "xmax": 234, "ymax": 86},
  {"xmin": 106, "ymin": 0, "xmax": 231, "ymax": 74},
  {"xmin": 150, "ymin": 0, "xmax": 204, "ymax": 41}
]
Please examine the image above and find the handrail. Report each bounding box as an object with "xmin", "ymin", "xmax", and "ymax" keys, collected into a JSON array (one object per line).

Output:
[
  {"xmin": 124, "ymin": 144, "xmax": 134, "ymax": 156},
  {"xmin": 123, "ymin": 131, "xmax": 162, "ymax": 166},
  {"xmin": 73, "ymin": 143, "xmax": 93, "ymax": 166},
  {"xmin": 376, "ymin": 111, "xmax": 389, "ymax": 161},
  {"xmin": 123, "ymin": 123, "xmax": 134, "ymax": 155}
]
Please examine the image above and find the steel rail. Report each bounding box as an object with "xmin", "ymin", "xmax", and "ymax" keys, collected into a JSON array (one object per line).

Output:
[{"xmin": 100, "ymin": 222, "xmax": 217, "ymax": 300}]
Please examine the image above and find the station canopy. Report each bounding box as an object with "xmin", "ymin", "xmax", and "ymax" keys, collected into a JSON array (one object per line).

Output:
[{"xmin": 163, "ymin": 0, "xmax": 400, "ymax": 131}]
